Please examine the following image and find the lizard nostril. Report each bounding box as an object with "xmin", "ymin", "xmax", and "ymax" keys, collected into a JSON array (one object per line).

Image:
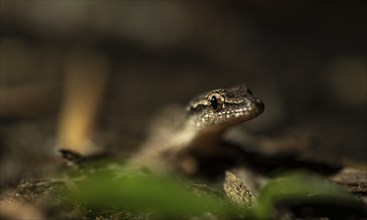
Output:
[
  {"xmin": 247, "ymin": 88, "xmax": 253, "ymax": 95},
  {"xmin": 256, "ymin": 99, "xmax": 264, "ymax": 109}
]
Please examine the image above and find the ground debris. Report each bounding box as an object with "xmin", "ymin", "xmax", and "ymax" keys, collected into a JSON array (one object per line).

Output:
[{"xmin": 223, "ymin": 171, "xmax": 257, "ymax": 208}]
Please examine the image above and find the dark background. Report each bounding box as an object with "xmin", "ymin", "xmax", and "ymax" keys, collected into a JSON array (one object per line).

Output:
[{"xmin": 1, "ymin": 1, "xmax": 366, "ymax": 190}]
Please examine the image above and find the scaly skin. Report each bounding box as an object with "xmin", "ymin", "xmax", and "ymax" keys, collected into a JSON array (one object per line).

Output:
[
  {"xmin": 187, "ymin": 84, "xmax": 264, "ymax": 130},
  {"xmin": 128, "ymin": 85, "xmax": 264, "ymax": 174}
]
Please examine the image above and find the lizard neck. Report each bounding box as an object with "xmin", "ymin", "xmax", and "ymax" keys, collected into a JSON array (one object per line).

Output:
[{"xmin": 181, "ymin": 117, "xmax": 226, "ymax": 149}]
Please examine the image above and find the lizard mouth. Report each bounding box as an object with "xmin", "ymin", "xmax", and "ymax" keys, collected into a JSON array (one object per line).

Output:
[{"xmin": 214, "ymin": 98, "xmax": 264, "ymax": 125}]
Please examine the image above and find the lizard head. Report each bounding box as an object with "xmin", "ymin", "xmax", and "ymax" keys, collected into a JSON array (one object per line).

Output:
[{"xmin": 187, "ymin": 85, "xmax": 264, "ymax": 130}]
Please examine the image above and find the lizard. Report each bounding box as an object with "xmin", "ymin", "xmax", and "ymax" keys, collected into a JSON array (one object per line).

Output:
[{"xmin": 127, "ymin": 84, "xmax": 264, "ymax": 176}]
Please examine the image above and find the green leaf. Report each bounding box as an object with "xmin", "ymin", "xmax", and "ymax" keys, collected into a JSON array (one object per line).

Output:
[
  {"xmin": 66, "ymin": 170, "xmax": 237, "ymax": 218},
  {"xmin": 253, "ymin": 171, "xmax": 367, "ymax": 219}
]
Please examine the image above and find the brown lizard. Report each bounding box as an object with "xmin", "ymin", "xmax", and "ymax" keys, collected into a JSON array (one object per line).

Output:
[{"xmin": 127, "ymin": 85, "xmax": 264, "ymax": 175}]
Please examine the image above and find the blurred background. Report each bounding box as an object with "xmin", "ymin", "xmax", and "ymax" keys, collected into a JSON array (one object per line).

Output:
[{"xmin": 1, "ymin": 1, "xmax": 366, "ymax": 191}]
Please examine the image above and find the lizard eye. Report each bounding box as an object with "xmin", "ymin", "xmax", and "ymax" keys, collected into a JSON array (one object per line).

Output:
[
  {"xmin": 207, "ymin": 92, "xmax": 224, "ymax": 110},
  {"xmin": 210, "ymin": 96, "xmax": 218, "ymax": 109},
  {"xmin": 209, "ymin": 93, "xmax": 223, "ymax": 110}
]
